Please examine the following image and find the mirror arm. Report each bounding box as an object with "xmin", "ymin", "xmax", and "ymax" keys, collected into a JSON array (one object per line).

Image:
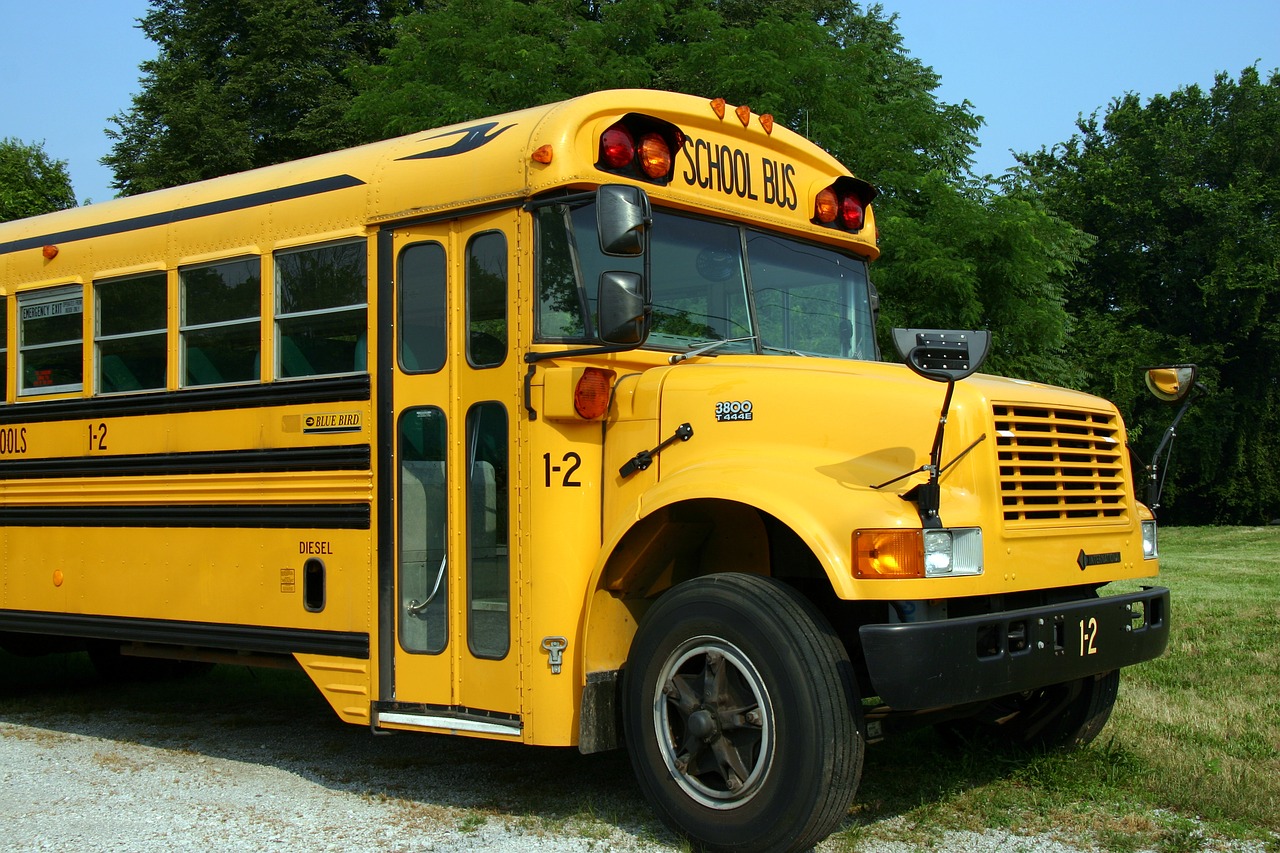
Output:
[
  {"xmin": 525, "ymin": 343, "xmax": 640, "ymax": 364},
  {"xmin": 1146, "ymin": 382, "xmax": 1203, "ymax": 509}
]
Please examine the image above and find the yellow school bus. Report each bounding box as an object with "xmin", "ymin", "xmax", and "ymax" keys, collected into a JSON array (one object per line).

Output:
[{"xmin": 0, "ymin": 90, "xmax": 1168, "ymax": 853}]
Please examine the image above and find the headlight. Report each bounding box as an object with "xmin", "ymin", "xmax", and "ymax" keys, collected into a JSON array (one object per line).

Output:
[
  {"xmin": 854, "ymin": 527, "xmax": 984, "ymax": 578},
  {"xmin": 923, "ymin": 527, "xmax": 983, "ymax": 577},
  {"xmin": 1142, "ymin": 519, "xmax": 1159, "ymax": 560}
]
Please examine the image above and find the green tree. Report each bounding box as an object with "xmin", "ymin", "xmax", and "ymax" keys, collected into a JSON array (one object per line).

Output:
[
  {"xmin": 0, "ymin": 138, "xmax": 77, "ymax": 221},
  {"xmin": 108, "ymin": 0, "xmax": 1086, "ymax": 383},
  {"xmin": 1019, "ymin": 67, "xmax": 1280, "ymax": 524},
  {"xmin": 105, "ymin": 0, "xmax": 424, "ymax": 195},
  {"xmin": 348, "ymin": 0, "xmax": 1087, "ymax": 382}
]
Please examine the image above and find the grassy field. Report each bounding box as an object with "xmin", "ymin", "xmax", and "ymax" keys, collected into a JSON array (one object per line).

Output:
[{"xmin": 837, "ymin": 526, "xmax": 1280, "ymax": 852}]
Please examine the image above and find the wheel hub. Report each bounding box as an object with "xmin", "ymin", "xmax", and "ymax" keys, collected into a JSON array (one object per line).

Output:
[
  {"xmin": 652, "ymin": 635, "xmax": 774, "ymax": 809},
  {"xmin": 686, "ymin": 708, "xmax": 718, "ymax": 741}
]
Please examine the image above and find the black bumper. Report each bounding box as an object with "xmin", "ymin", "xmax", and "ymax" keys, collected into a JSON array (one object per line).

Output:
[{"xmin": 858, "ymin": 587, "xmax": 1170, "ymax": 710}]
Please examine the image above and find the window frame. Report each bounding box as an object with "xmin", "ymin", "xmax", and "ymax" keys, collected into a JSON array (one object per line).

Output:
[
  {"xmin": 0, "ymin": 297, "xmax": 8, "ymax": 403},
  {"xmin": 17, "ymin": 284, "xmax": 84, "ymax": 397},
  {"xmin": 179, "ymin": 256, "xmax": 262, "ymax": 388},
  {"xmin": 273, "ymin": 238, "xmax": 369, "ymax": 381},
  {"xmin": 94, "ymin": 271, "xmax": 168, "ymax": 395},
  {"xmin": 397, "ymin": 240, "xmax": 448, "ymax": 375},
  {"xmin": 465, "ymin": 231, "xmax": 508, "ymax": 369}
]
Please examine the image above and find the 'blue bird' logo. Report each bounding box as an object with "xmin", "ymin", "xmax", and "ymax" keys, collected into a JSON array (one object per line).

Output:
[{"xmin": 398, "ymin": 121, "xmax": 516, "ymax": 160}]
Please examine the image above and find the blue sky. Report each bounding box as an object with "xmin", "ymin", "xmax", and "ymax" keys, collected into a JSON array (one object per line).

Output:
[{"xmin": 3, "ymin": 1, "xmax": 1278, "ymax": 204}]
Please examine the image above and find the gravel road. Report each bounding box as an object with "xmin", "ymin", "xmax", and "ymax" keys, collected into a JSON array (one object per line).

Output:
[{"xmin": 0, "ymin": 652, "xmax": 1234, "ymax": 853}]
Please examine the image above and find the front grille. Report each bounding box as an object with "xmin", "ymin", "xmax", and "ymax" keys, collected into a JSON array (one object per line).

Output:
[{"xmin": 993, "ymin": 404, "xmax": 1128, "ymax": 525}]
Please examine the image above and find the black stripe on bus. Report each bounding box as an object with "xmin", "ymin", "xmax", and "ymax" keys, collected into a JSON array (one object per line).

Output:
[
  {"xmin": 0, "ymin": 609, "xmax": 369, "ymax": 659},
  {"xmin": 1, "ymin": 503, "xmax": 370, "ymax": 529},
  {"xmin": 375, "ymin": 226, "xmax": 396, "ymax": 702},
  {"xmin": 0, "ymin": 174, "xmax": 368, "ymax": 256},
  {"xmin": 0, "ymin": 374, "xmax": 370, "ymax": 426},
  {"xmin": 0, "ymin": 444, "xmax": 370, "ymax": 479}
]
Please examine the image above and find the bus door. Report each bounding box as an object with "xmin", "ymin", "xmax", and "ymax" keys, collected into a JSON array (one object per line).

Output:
[{"xmin": 386, "ymin": 214, "xmax": 522, "ymax": 737}]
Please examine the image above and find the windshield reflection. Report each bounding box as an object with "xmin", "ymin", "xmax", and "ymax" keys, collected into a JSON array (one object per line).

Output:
[{"xmin": 535, "ymin": 203, "xmax": 876, "ymax": 361}]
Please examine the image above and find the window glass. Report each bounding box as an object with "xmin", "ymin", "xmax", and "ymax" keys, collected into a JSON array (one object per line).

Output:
[
  {"xmin": 1, "ymin": 298, "xmax": 7, "ymax": 402},
  {"xmin": 18, "ymin": 285, "xmax": 83, "ymax": 395},
  {"xmin": 181, "ymin": 258, "xmax": 260, "ymax": 386},
  {"xmin": 399, "ymin": 406, "xmax": 448, "ymax": 655},
  {"xmin": 534, "ymin": 205, "xmax": 876, "ymax": 360},
  {"xmin": 466, "ymin": 232, "xmax": 507, "ymax": 368},
  {"xmin": 535, "ymin": 205, "xmax": 590, "ymax": 339},
  {"xmin": 749, "ymin": 231, "xmax": 876, "ymax": 359},
  {"xmin": 467, "ymin": 401, "xmax": 509, "ymax": 659},
  {"xmin": 398, "ymin": 242, "xmax": 447, "ymax": 373},
  {"xmin": 275, "ymin": 240, "xmax": 368, "ymax": 378},
  {"xmin": 96, "ymin": 272, "xmax": 167, "ymax": 394}
]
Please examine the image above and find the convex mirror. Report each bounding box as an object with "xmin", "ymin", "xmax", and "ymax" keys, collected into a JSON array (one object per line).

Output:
[
  {"xmin": 1144, "ymin": 364, "xmax": 1198, "ymax": 403},
  {"xmin": 596, "ymin": 184, "xmax": 651, "ymax": 256}
]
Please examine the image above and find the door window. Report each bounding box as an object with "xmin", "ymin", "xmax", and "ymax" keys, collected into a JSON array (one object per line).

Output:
[
  {"xmin": 398, "ymin": 406, "xmax": 448, "ymax": 654},
  {"xmin": 466, "ymin": 401, "xmax": 509, "ymax": 658},
  {"xmin": 399, "ymin": 242, "xmax": 447, "ymax": 373},
  {"xmin": 465, "ymin": 232, "xmax": 507, "ymax": 368}
]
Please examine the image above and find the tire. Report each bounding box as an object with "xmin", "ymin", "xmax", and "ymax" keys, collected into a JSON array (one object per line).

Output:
[
  {"xmin": 622, "ymin": 573, "xmax": 863, "ymax": 853},
  {"xmin": 939, "ymin": 670, "xmax": 1120, "ymax": 750}
]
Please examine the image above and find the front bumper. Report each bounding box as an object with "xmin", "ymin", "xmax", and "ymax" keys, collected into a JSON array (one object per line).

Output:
[{"xmin": 858, "ymin": 587, "xmax": 1169, "ymax": 710}]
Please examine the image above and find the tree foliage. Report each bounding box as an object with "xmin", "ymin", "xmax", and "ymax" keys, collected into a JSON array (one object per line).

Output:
[
  {"xmin": 104, "ymin": 0, "xmax": 425, "ymax": 195},
  {"xmin": 0, "ymin": 138, "xmax": 77, "ymax": 222},
  {"xmin": 346, "ymin": 0, "xmax": 1086, "ymax": 381},
  {"xmin": 1019, "ymin": 67, "xmax": 1280, "ymax": 524}
]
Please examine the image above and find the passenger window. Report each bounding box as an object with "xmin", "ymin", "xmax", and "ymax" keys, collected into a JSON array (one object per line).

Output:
[
  {"xmin": 18, "ymin": 285, "xmax": 83, "ymax": 396},
  {"xmin": 1, "ymin": 298, "xmax": 7, "ymax": 402},
  {"xmin": 467, "ymin": 401, "xmax": 509, "ymax": 659},
  {"xmin": 399, "ymin": 406, "xmax": 448, "ymax": 654},
  {"xmin": 96, "ymin": 272, "xmax": 167, "ymax": 394},
  {"xmin": 275, "ymin": 240, "xmax": 368, "ymax": 378},
  {"xmin": 398, "ymin": 242, "xmax": 447, "ymax": 373},
  {"xmin": 180, "ymin": 258, "xmax": 261, "ymax": 387},
  {"xmin": 466, "ymin": 232, "xmax": 507, "ymax": 368}
]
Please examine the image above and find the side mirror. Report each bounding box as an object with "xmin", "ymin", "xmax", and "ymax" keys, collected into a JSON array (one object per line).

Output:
[
  {"xmin": 596, "ymin": 185, "xmax": 651, "ymax": 256},
  {"xmin": 598, "ymin": 271, "xmax": 650, "ymax": 345},
  {"xmin": 891, "ymin": 328, "xmax": 991, "ymax": 383},
  {"xmin": 1144, "ymin": 364, "xmax": 1198, "ymax": 403}
]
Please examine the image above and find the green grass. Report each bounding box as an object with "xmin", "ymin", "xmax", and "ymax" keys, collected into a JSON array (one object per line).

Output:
[{"xmin": 836, "ymin": 526, "xmax": 1280, "ymax": 852}]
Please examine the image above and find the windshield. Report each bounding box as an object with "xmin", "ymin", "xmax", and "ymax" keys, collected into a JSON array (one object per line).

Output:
[{"xmin": 535, "ymin": 201, "xmax": 877, "ymax": 360}]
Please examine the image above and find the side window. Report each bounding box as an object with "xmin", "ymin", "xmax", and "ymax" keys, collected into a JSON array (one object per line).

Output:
[
  {"xmin": 180, "ymin": 257, "xmax": 261, "ymax": 387},
  {"xmin": 398, "ymin": 242, "xmax": 447, "ymax": 373},
  {"xmin": 1, "ymin": 298, "xmax": 7, "ymax": 402},
  {"xmin": 96, "ymin": 272, "xmax": 167, "ymax": 394},
  {"xmin": 275, "ymin": 240, "xmax": 368, "ymax": 379},
  {"xmin": 467, "ymin": 401, "xmax": 509, "ymax": 659},
  {"xmin": 535, "ymin": 204, "xmax": 591, "ymax": 340},
  {"xmin": 399, "ymin": 406, "xmax": 448, "ymax": 654},
  {"xmin": 18, "ymin": 285, "xmax": 83, "ymax": 396},
  {"xmin": 466, "ymin": 232, "xmax": 507, "ymax": 368}
]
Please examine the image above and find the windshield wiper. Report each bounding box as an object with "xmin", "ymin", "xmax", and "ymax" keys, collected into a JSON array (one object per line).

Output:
[{"xmin": 668, "ymin": 335, "xmax": 757, "ymax": 365}]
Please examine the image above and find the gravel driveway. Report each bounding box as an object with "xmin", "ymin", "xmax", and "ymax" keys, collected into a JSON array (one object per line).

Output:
[{"xmin": 0, "ymin": 652, "xmax": 1140, "ymax": 853}]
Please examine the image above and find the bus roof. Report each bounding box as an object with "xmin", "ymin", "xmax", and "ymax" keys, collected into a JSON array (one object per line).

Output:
[{"xmin": 0, "ymin": 89, "xmax": 877, "ymax": 285}]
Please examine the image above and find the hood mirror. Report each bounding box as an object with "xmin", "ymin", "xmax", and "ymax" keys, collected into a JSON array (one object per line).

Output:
[
  {"xmin": 596, "ymin": 184, "xmax": 651, "ymax": 256},
  {"xmin": 1145, "ymin": 364, "xmax": 1198, "ymax": 403}
]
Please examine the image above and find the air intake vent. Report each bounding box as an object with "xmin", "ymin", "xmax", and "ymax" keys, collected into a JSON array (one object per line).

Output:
[{"xmin": 993, "ymin": 405, "xmax": 1128, "ymax": 525}]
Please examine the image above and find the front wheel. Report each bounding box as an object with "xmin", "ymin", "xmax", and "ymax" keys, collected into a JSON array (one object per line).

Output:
[{"xmin": 622, "ymin": 573, "xmax": 863, "ymax": 853}]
